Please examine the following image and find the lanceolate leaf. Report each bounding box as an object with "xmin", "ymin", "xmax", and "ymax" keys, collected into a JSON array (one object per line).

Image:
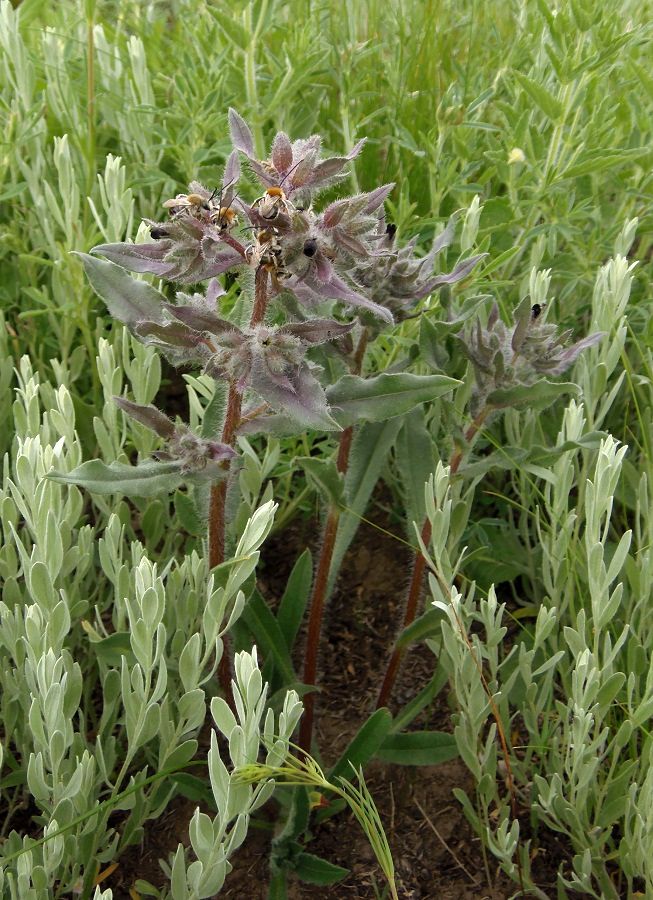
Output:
[
  {"xmin": 487, "ymin": 380, "xmax": 580, "ymax": 410},
  {"xmin": 329, "ymin": 708, "xmax": 393, "ymax": 781},
  {"xmin": 113, "ymin": 397, "xmax": 176, "ymax": 439},
  {"xmin": 228, "ymin": 108, "xmax": 255, "ymax": 157},
  {"xmin": 91, "ymin": 240, "xmax": 176, "ymax": 276},
  {"xmin": 298, "ymin": 457, "xmax": 345, "ymax": 507},
  {"xmin": 397, "ymin": 406, "xmax": 433, "ymax": 531},
  {"xmin": 276, "ymin": 550, "xmax": 313, "ymax": 653},
  {"xmin": 327, "ymin": 418, "xmax": 402, "ymax": 596},
  {"xmin": 250, "ymin": 362, "xmax": 341, "ymax": 432},
  {"xmin": 75, "ymin": 252, "xmax": 166, "ymax": 326},
  {"xmin": 427, "ymin": 253, "xmax": 487, "ymax": 289},
  {"xmin": 135, "ymin": 320, "xmax": 205, "ymax": 349},
  {"xmin": 293, "ymin": 853, "xmax": 349, "ymax": 886},
  {"xmin": 377, "ymin": 731, "xmax": 458, "ymax": 766},
  {"xmin": 166, "ymin": 304, "xmax": 234, "ymax": 335},
  {"xmin": 47, "ymin": 459, "xmax": 185, "ymax": 497},
  {"xmin": 240, "ymin": 590, "xmax": 296, "ymax": 685},
  {"xmin": 327, "ymin": 373, "xmax": 460, "ymax": 427}
]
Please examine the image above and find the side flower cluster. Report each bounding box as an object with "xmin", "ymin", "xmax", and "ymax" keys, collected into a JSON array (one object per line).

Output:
[{"xmin": 460, "ymin": 298, "xmax": 605, "ymax": 416}]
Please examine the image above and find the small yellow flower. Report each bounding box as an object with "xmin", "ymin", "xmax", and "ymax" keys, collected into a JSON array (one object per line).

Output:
[{"xmin": 508, "ymin": 147, "xmax": 526, "ymax": 165}]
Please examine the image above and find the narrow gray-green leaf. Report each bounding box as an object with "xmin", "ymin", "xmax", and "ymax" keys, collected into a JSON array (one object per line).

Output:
[
  {"xmin": 327, "ymin": 419, "xmax": 402, "ymax": 596},
  {"xmin": 75, "ymin": 252, "xmax": 166, "ymax": 326},
  {"xmin": 298, "ymin": 457, "xmax": 345, "ymax": 507},
  {"xmin": 377, "ymin": 731, "xmax": 458, "ymax": 766},
  {"xmin": 327, "ymin": 373, "xmax": 460, "ymax": 428},
  {"xmin": 487, "ymin": 380, "xmax": 580, "ymax": 411},
  {"xmin": 512, "ymin": 71, "xmax": 563, "ymax": 120},
  {"xmin": 47, "ymin": 460, "xmax": 184, "ymax": 497},
  {"xmin": 397, "ymin": 407, "xmax": 433, "ymax": 531}
]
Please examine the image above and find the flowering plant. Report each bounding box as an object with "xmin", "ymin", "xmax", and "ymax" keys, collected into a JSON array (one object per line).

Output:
[{"xmin": 47, "ymin": 109, "xmax": 603, "ymax": 895}]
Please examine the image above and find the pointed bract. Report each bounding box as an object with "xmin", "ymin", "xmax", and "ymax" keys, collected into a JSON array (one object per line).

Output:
[{"xmin": 228, "ymin": 108, "xmax": 255, "ymax": 157}]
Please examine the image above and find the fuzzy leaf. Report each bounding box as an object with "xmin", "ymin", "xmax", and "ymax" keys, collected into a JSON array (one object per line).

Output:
[
  {"xmin": 250, "ymin": 362, "xmax": 341, "ymax": 431},
  {"xmin": 327, "ymin": 373, "xmax": 460, "ymax": 427},
  {"xmin": 362, "ymin": 182, "xmax": 394, "ymax": 213},
  {"xmin": 322, "ymin": 199, "xmax": 348, "ymax": 228},
  {"xmin": 487, "ymin": 380, "xmax": 580, "ymax": 410},
  {"xmin": 166, "ymin": 304, "xmax": 235, "ymax": 336},
  {"xmin": 91, "ymin": 241, "xmax": 176, "ymax": 276},
  {"xmin": 114, "ymin": 398, "xmax": 175, "ymax": 439},
  {"xmin": 511, "ymin": 297, "xmax": 532, "ymax": 352},
  {"xmin": 228, "ymin": 108, "xmax": 255, "ymax": 156},
  {"xmin": 541, "ymin": 332, "xmax": 605, "ymax": 374},
  {"xmin": 135, "ymin": 320, "xmax": 205, "ymax": 349},
  {"xmin": 47, "ymin": 459, "xmax": 185, "ymax": 497},
  {"xmin": 76, "ymin": 252, "xmax": 166, "ymax": 326},
  {"xmin": 309, "ymin": 272, "xmax": 394, "ymax": 324},
  {"xmin": 279, "ymin": 319, "xmax": 355, "ymax": 345},
  {"xmin": 271, "ymin": 131, "xmax": 293, "ymax": 172},
  {"xmin": 222, "ymin": 149, "xmax": 240, "ymax": 199},
  {"xmin": 428, "ymin": 253, "xmax": 487, "ymax": 289}
]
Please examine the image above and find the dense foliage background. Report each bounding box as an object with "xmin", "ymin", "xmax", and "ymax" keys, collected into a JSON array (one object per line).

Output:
[{"xmin": 1, "ymin": 0, "xmax": 652, "ymax": 897}]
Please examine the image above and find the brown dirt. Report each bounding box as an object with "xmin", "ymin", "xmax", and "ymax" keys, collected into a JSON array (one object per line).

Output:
[{"xmin": 108, "ymin": 495, "xmax": 564, "ymax": 899}]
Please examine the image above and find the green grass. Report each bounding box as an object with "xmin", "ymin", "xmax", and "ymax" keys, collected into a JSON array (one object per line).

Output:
[{"xmin": 1, "ymin": 0, "xmax": 653, "ymax": 896}]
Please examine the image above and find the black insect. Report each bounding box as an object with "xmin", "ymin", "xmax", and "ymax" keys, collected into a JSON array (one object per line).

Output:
[
  {"xmin": 303, "ymin": 238, "xmax": 318, "ymax": 257},
  {"xmin": 531, "ymin": 303, "xmax": 544, "ymax": 320},
  {"xmin": 150, "ymin": 227, "xmax": 169, "ymax": 240},
  {"xmin": 385, "ymin": 223, "xmax": 397, "ymax": 239}
]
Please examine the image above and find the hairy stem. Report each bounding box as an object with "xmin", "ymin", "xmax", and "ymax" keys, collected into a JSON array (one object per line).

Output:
[
  {"xmin": 376, "ymin": 517, "xmax": 432, "ymax": 708},
  {"xmin": 299, "ymin": 328, "xmax": 367, "ymax": 753},
  {"xmin": 210, "ymin": 266, "xmax": 270, "ymax": 698},
  {"xmin": 299, "ymin": 505, "xmax": 340, "ymax": 754},
  {"xmin": 376, "ymin": 406, "xmax": 490, "ymax": 708}
]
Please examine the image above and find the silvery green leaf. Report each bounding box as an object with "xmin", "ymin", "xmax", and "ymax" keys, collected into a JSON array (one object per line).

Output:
[
  {"xmin": 135, "ymin": 320, "xmax": 206, "ymax": 349},
  {"xmin": 91, "ymin": 240, "xmax": 177, "ymax": 276},
  {"xmin": 222, "ymin": 149, "xmax": 240, "ymax": 202},
  {"xmin": 165, "ymin": 303, "xmax": 235, "ymax": 336},
  {"xmin": 326, "ymin": 373, "xmax": 460, "ymax": 428},
  {"xmin": 114, "ymin": 397, "xmax": 176, "ymax": 439},
  {"xmin": 511, "ymin": 297, "xmax": 532, "ymax": 352},
  {"xmin": 75, "ymin": 252, "xmax": 166, "ymax": 326},
  {"xmin": 228, "ymin": 108, "xmax": 255, "ymax": 157},
  {"xmin": 47, "ymin": 459, "xmax": 186, "ymax": 497},
  {"xmin": 279, "ymin": 319, "xmax": 355, "ymax": 345},
  {"xmin": 249, "ymin": 361, "xmax": 341, "ymax": 431},
  {"xmin": 327, "ymin": 418, "xmax": 402, "ymax": 595},
  {"xmin": 271, "ymin": 131, "xmax": 293, "ymax": 172},
  {"xmin": 486, "ymin": 380, "xmax": 580, "ymax": 410},
  {"xmin": 431, "ymin": 213, "xmax": 459, "ymax": 255},
  {"xmin": 426, "ymin": 253, "xmax": 487, "ymax": 290}
]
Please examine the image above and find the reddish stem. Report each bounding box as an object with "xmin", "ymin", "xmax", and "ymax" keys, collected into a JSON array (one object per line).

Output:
[
  {"xmin": 376, "ymin": 407, "xmax": 490, "ymax": 709},
  {"xmin": 298, "ymin": 506, "xmax": 340, "ymax": 754},
  {"xmin": 298, "ymin": 329, "xmax": 367, "ymax": 753},
  {"xmin": 376, "ymin": 518, "xmax": 432, "ymax": 708},
  {"xmin": 210, "ymin": 265, "xmax": 270, "ymax": 699}
]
